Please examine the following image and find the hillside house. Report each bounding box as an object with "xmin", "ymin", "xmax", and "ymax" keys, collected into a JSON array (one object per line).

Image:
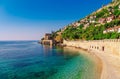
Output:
[
  {"xmin": 61, "ymin": 26, "xmax": 67, "ymax": 32},
  {"xmin": 114, "ymin": 26, "xmax": 120, "ymax": 32},
  {"xmin": 89, "ymin": 19, "xmax": 95, "ymax": 23},
  {"xmin": 80, "ymin": 19, "xmax": 85, "ymax": 24},
  {"xmin": 118, "ymin": 15, "xmax": 120, "ymax": 19},
  {"xmin": 98, "ymin": 18, "xmax": 106, "ymax": 24},
  {"xmin": 90, "ymin": 15, "xmax": 96, "ymax": 19},
  {"xmin": 83, "ymin": 23, "xmax": 90, "ymax": 29},
  {"xmin": 89, "ymin": 16, "xmax": 95, "ymax": 23},
  {"xmin": 72, "ymin": 22, "xmax": 81, "ymax": 27},
  {"xmin": 106, "ymin": 15, "xmax": 115, "ymax": 23},
  {"xmin": 103, "ymin": 26, "xmax": 120, "ymax": 33},
  {"xmin": 80, "ymin": 19, "xmax": 88, "ymax": 24},
  {"xmin": 70, "ymin": 22, "xmax": 81, "ymax": 28}
]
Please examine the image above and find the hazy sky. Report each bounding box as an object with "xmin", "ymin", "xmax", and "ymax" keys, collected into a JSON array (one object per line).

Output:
[{"xmin": 0, "ymin": 0, "xmax": 111, "ymax": 40}]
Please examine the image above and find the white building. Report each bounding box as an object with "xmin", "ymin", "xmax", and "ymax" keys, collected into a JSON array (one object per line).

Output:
[
  {"xmin": 119, "ymin": 5, "xmax": 120, "ymax": 9},
  {"xmin": 103, "ymin": 26, "xmax": 120, "ymax": 34},
  {"xmin": 106, "ymin": 15, "xmax": 115, "ymax": 23}
]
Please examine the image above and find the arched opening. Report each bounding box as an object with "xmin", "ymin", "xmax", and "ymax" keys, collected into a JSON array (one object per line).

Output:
[
  {"xmin": 97, "ymin": 47, "xmax": 99, "ymax": 49},
  {"xmin": 102, "ymin": 46, "xmax": 104, "ymax": 51},
  {"xmin": 92, "ymin": 46, "xmax": 93, "ymax": 48}
]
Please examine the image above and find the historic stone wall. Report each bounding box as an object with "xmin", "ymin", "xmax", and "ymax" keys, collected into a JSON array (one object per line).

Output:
[
  {"xmin": 41, "ymin": 40, "xmax": 53, "ymax": 45},
  {"xmin": 63, "ymin": 39, "xmax": 120, "ymax": 56}
]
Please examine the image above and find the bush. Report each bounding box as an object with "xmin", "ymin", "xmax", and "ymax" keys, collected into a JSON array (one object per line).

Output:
[
  {"xmin": 114, "ymin": 9, "xmax": 120, "ymax": 17},
  {"xmin": 96, "ymin": 9, "xmax": 109, "ymax": 18}
]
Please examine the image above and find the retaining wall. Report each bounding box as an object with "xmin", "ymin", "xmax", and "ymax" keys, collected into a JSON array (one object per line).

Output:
[{"xmin": 63, "ymin": 39, "xmax": 120, "ymax": 56}]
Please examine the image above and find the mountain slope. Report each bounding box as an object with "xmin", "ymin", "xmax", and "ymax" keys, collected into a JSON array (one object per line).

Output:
[{"xmin": 58, "ymin": 0, "xmax": 120, "ymax": 40}]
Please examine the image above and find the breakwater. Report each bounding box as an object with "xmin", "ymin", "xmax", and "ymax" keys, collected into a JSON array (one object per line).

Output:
[{"xmin": 63, "ymin": 39, "xmax": 120, "ymax": 56}]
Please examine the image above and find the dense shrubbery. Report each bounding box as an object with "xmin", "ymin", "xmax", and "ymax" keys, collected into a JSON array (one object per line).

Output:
[
  {"xmin": 61, "ymin": 2, "xmax": 120, "ymax": 40},
  {"xmin": 96, "ymin": 9, "xmax": 109, "ymax": 18},
  {"xmin": 104, "ymin": 19, "xmax": 120, "ymax": 28},
  {"xmin": 113, "ymin": 3, "xmax": 120, "ymax": 16},
  {"xmin": 114, "ymin": 9, "xmax": 120, "ymax": 16},
  {"xmin": 62, "ymin": 20, "xmax": 120, "ymax": 40}
]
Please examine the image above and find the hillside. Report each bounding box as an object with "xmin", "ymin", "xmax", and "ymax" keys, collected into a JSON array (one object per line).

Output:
[
  {"xmin": 41, "ymin": 0, "xmax": 120, "ymax": 43},
  {"xmin": 52, "ymin": 0, "xmax": 120, "ymax": 41}
]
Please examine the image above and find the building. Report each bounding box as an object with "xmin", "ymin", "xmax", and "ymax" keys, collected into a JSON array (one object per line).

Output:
[
  {"xmin": 83, "ymin": 23, "xmax": 90, "ymax": 29},
  {"xmin": 80, "ymin": 19, "xmax": 87, "ymax": 24},
  {"xmin": 72, "ymin": 22, "xmax": 81, "ymax": 27},
  {"xmin": 103, "ymin": 26, "xmax": 120, "ymax": 34},
  {"xmin": 89, "ymin": 15, "xmax": 96, "ymax": 23},
  {"xmin": 98, "ymin": 18, "xmax": 106, "ymax": 24},
  {"xmin": 89, "ymin": 19, "xmax": 95, "ymax": 23},
  {"xmin": 61, "ymin": 26, "xmax": 67, "ymax": 32},
  {"xmin": 90, "ymin": 15, "xmax": 96, "ymax": 19},
  {"xmin": 41, "ymin": 33, "xmax": 54, "ymax": 45},
  {"xmin": 118, "ymin": 15, "xmax": 120, "ymax": 19},
  {"xmin": 106, "ymin": 15, "xmax": 115, "ymax": 23},
  {"xmin": 75, "ymin": 22, "xmax": 81, "ymax": 26},
  {"xmin": 103, "ymin": 28, "xmax": 114, "ymax": 34},
  {"xmin": 44, "ymin": 33, "xmax": 52, "ymax": 40},
  {"xmin": 114, "ymin": 26, "xmax": 120, "ymax": 32}
]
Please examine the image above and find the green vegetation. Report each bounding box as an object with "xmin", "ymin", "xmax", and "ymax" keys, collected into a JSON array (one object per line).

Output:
[
  {"xmin": 96, "ymin": 9, "xmax": 109, "ymax": 19},
  {"xmin": 113, "ymin": 3, "xmax": 120, "ymax": 16},
  {"xmin": 51, "ymin": 31, "xmax": 58, "ymax": 38},
  {"xmin": 104, "ymin": 19, "xmax": 120, "ymax": 28},
  {"xmin": 104, "ymin": 32, "xmax": 120, "ymax": 39},
  {"xmin": 62, "ymin": 19, "xmax": 120, "ymax": 40},
  {"xmin": 114, "ymin": 9, "xmax": 120, "ymax": 16},
  {"xmin": 54, "ymin": 1, "xmax": 120, "ymax": 41}
]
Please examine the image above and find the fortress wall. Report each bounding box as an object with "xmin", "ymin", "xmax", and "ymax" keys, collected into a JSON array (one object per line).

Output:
[{"xmin": 63, "ymin": 39, "xmax": 120, "ymax": 56}]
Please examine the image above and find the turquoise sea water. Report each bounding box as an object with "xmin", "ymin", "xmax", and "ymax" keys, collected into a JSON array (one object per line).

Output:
[{"xmin": 0, "ymin": 41, "xmax": 97, "ymax": 79}]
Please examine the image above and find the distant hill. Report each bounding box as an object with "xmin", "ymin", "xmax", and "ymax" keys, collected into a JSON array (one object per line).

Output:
[{"xmin": 51, "ymin": 0, "xmax": 120, "ymax": 41}]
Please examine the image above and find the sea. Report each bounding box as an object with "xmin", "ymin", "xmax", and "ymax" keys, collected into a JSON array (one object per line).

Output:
[{"xmin": 0, "ymin": 41, "xmax": 99, "ymax": 79}]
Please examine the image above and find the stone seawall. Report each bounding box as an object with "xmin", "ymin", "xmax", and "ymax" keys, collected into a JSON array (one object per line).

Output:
[
  {"xmin": 41, "ymin": 40, "xmax": 53, "ymax": 45},
  {"xmin": 63, "ymin": 39, "xmax": 120, "ymax": 56}
]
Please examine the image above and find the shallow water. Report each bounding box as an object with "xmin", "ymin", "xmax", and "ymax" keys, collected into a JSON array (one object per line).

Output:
[{"xmin": 0, "ymin": 41, "xmax": 98, "ymax": 79}]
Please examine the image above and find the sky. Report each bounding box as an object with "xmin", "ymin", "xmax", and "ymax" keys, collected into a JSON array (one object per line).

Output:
[{"xmin": 0, "ymin": 0, "xmax": 111, "ymax": 40}]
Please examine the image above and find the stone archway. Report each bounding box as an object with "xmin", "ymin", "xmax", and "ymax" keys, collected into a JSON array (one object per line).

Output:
[{"xmin": 102, "ymin": 46, "xmax": 104, "ymax": 51}]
